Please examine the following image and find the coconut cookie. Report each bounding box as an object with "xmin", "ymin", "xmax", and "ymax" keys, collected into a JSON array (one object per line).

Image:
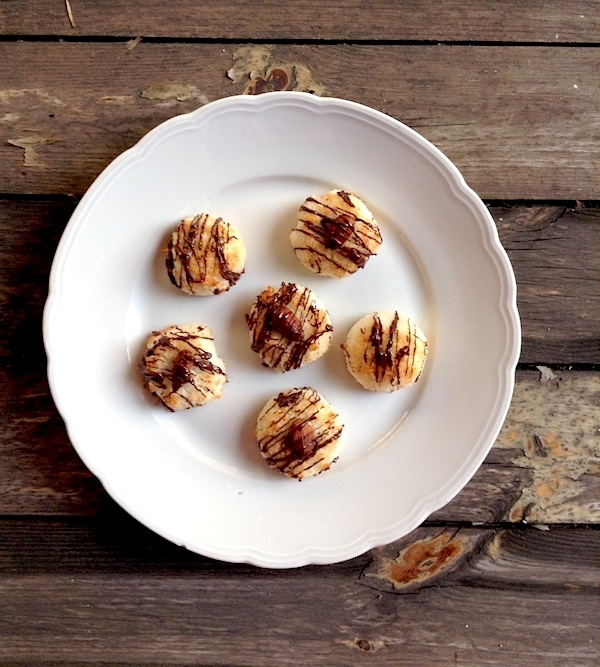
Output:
[
  {"xmin": 290, "ymin": 189, "xmax": 382, "ymax": 278},
  {"xmin": 140, "ymin": 324, "xmax": 227, "ymax": 410},
  {"xmin": 342, "ymin": 311, "xmax": 428, "ymax": 392},
  {"xmin": 246, "ymin": 282, "xmax": 333, "ymax": 371},
  {"xmin": 255, "ymin": 387, "xmax": 344, "ymax": 480},
  {"xmin": 166, "ymin": 213, "xmax": 246, "ymax": 295}
]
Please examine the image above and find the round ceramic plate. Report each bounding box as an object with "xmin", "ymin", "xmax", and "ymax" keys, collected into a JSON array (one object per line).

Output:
[{"xmin": 43, "ymin": 92, "xmax": 520, "ymax": 568}]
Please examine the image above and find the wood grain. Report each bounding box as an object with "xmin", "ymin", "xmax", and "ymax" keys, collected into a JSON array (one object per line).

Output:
[
  {"xmin": 0, "ymin": 582, "xmax": 595, "ymax": 666},
  {"xmin": 0, "ymin": 522, "xmax": 596, "ymax": 666},
  {"xmin": 497, "ymin": 206, "xmax": 600, "ymax": 363},
  {"xmin": 0, "ymin": 520, "xmax": 597, "ymax": 585},
  {"xmin": 1, "ymin": 0, "xmax": 599, "ymax": 42},
  {"xmin": 0, "ymin": 4, "xmax": 597, "ymax": 665},
  {"xmin": 0, "ymin": 42, "xmax": 598, "ymax": 199},
  {"xmin": 1, "ymin": 198, "xmax": 597, "ymax": 375},
  {"xmin": 0, "ymin": 198, "xmax": 598, "ymax": 520},
  {"xmin": 493, "ymin": 370, "xmax": 600, "ymax": 524}
]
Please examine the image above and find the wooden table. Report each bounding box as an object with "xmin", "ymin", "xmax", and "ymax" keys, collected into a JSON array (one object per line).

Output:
[{"xmin": 1, "ymin": 2, "xmax": 598, "ymax": 664}]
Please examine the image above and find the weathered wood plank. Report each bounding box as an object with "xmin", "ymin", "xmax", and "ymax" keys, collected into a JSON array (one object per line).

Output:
[
  {"xmin": 0, "ymin": 42, "xmax": 598, "ymax": 199},
  {"xmin": 1, "ymin": 198, "xmax": 597, "ymax": 377},
  {"xmin": 363, "ymin": 525, "xmax": 600, "ymax": 591},
  {"xmin": 0, "ymin": 0, "xmax": 599, "ymax": 42},
  {"xmin": 0, "ymin": 523, "xmax": 596, "ymax": 666},
  {"xmin": 0, "ymin": 198, "xmax": 105, "ymax": 515},
  {"xmin": 0, "ymin": 584, "xmax": 595, "ymax": 666},
  {"xmin": 491, "ymin": 370, "xmax": 600, "ymax": 525},
  {"xmin": 0, "ymin": 9, "xmax": 596, "ymax": 666},
  {"xmin": 0, "ymin": 520, "xmax": 597, "ymax": 584},
  {"xmin": 0, "ymin": 198, "xmax": 598, "ymax": 519},
  {"xmin": 498, "ymin": 206, "xmax": 600, "ymax": 363},
  {"xmin": 1, "ymin": 342, "xmax": 598, "ymax": 523}
]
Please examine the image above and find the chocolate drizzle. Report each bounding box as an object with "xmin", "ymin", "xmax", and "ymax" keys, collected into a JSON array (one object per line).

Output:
[
  {"xmin": 246, "ymin": 283, "xmax": 333, "ymax": 371},
  {"xmin": 140, "ymin": 325, "xmax": 226, "ymax": 410},
  {"xmin": 275, "ymin": 388, "xmax": 305, "ymax": 407},
  {"xmin": 368, "ymin": 312, "xmax": 426, "ymax": 388},
  {"xmin": 167, "ymin": 214, "xmax": 244, "ymax": 294},
  {"xmin": 321, "ymin": 213, "xmax": 353, "ymax": 249},
  {"xmin": 171, "ymin": 350, "xmax": 199, "ymax": 392},
  {"xmin": 268, "ymin": 305, "xmax": 303, "ymax": 342},
  {"xmin": 295, "ymin": 191, "xmax": 382, "ymax": 275},
  {"xmin": 213, "ymin": 220, "xmax": 243, "ymax": 287},
  {"xmin": 258, "ymin": 388, "xmax": 343, "ymax": 479}
]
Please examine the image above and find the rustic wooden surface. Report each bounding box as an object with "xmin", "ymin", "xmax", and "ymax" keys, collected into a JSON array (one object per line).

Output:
[
  {"xmin": 1, "ymin": 0, "xmax": 599, "ymax": 42},
  {"xmin": 0, "ymin": 2, "xmax": 598, "ymax": 665},
  {"xmin": 1, "ymin": 42, "xmax": 598, "ymax": 199}
]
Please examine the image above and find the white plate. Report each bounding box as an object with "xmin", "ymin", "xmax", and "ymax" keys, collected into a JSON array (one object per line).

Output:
[{"xmin": 43, "ymin": 92, "xmax": 520, "ymax": 568}]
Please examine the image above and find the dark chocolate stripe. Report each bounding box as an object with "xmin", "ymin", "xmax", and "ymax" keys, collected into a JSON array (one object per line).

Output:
[
  {"xmin": 247, "ymin": 283, "xmax": 332, "ymax": 371},
  {"xmin": 258, "ymin": 388, "xmax": 342, "ymax": 479},
  {"xmin": 140, "ymin": 325, "xmax": 224, "ymax": 409},
  {"xmin": 167, "ymin": 215, "xmax": 243, "ymax": 293},
  {"xmin": 297, "ymin": 193, "xmax": 382, "ymax": 272}
]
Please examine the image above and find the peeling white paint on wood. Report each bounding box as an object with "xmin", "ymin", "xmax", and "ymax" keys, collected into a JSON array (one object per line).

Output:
[{"xmin": 496, "ymin": 374, "xmax": 600, "ymax": 523}]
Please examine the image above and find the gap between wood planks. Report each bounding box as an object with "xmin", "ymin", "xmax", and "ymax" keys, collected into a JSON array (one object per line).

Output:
[{"xmin": 0, "ymin": 35, "xmax": 599, "ymax": 47}]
